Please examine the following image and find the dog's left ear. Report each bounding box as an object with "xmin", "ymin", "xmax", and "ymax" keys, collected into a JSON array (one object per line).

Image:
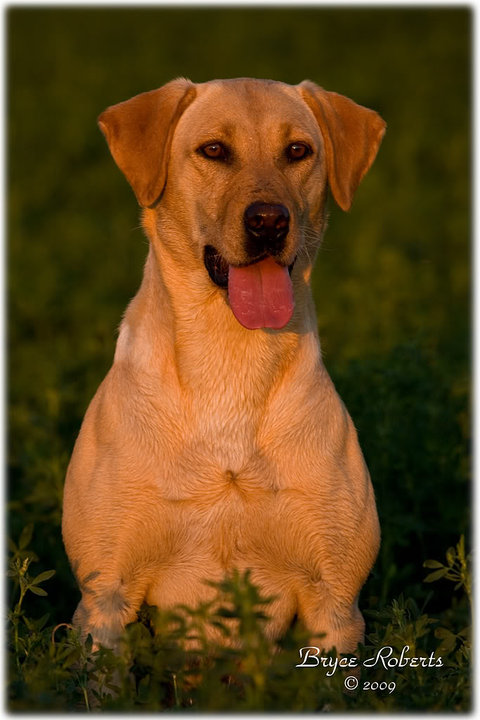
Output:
[
  {"xmin": 299, "ymin": 80, "xmax": 386, "ymax": 211},
  {"xmin": 98, "ymin": 78, "xmax": 197, "ymax": 207}
]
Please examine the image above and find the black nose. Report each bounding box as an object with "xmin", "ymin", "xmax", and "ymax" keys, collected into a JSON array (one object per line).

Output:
[{"xmin": 244, "ymin": 202, "xmax": 290, "ymax": 256}]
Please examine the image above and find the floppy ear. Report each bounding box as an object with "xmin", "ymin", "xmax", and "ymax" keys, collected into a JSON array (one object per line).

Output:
[
  {"xmin": 299, "ymin": 80, "xmax": 386, "ymax": 212},
  {"xmin": 98, "ymin": 78, "xmax": 196, "ymax": 207}
]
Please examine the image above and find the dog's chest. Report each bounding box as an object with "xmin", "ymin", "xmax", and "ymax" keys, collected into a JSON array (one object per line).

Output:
[
  {"xmin": 147, "ymin": 445, "xmax": 318, "ymax": 597},
  {"xmin": 140, "ymin": 379, "xmax": 326, "ymax": 610},
  {"xmin": 158, "ymin": 447, "xmax": 281, "ymax": 557},
  {"xmin": 146, "ymin": 474, "xmax": 317, "ymax": 617}
]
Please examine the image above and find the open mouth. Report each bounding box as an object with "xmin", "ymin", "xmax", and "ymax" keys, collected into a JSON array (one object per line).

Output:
[
  {"xmin": 203, "ymin": 245, "xmax": 296, "ymax": 330},
  {"xmin": 204, "ymin": 245, "xmax": 295, "ymax": 289}
]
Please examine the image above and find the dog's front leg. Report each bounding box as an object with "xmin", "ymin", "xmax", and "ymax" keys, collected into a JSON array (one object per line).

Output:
[
  {"xmin": 71, "ymin": 571, "xmax": 145, "ymax": 651},
  {"xmin": 297, "ymin": 584, "xmax": 365, "ymax": 655}
]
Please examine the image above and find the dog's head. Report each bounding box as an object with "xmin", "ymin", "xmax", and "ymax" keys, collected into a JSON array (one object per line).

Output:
[{"xmin": 99, "ymin": 78, "xmax": 385, "ymax": 330}]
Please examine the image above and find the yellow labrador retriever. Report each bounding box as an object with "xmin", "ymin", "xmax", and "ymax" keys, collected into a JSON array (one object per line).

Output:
[{"xmin": 62, "ymin": 77, "xmax": 385, "ymax": 654}]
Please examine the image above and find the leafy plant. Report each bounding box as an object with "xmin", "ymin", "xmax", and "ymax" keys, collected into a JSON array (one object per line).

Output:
[
  {"xmin": 8, "ymin": 525, "xmax": 55, "ymax": 671},
  {"xmin": 424, "ymin": 534, "xmax": 472, "ymax": 610},
  {"xmin": 423, "ymin": 535, "xmax": 471, "ymax": 673},
  {"xmin": 6, "ymin": 533, "xmax": 471, "ymax": 712}
]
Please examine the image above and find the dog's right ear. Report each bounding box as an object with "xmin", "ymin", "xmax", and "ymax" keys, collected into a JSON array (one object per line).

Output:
[{"xmin": 98, "ymin": 78, "xmax": 196, "ymax": 208}]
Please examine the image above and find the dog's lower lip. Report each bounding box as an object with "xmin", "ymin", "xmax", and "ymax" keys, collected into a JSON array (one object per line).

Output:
[{"xmin": 204, "ymin": 245, "xmax": 296, "ymax": 288}]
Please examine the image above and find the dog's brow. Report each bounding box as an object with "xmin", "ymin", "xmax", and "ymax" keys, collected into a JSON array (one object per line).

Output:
[
  {"xmin": 196, "ymin": 123, "xmax": 236, "ymax": 143},
  {"xmin": 279, "ymin": 122, "xmax": 314, "ymax": 145}
]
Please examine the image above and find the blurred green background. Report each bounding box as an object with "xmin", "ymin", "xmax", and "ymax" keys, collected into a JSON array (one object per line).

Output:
[{"xmin": 8, "ymin": 5, "xmax": 470, "ymax": 634}]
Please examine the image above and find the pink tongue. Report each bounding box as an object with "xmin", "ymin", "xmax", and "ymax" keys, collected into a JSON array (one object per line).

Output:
[{"xmin": 228, "ymin": 256, "xmax": 294, "ymax": 330}]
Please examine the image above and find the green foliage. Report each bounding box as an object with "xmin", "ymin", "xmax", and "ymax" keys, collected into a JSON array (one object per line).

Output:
[
  {"xmin": 423, "ymin": 536, "xmax": 472, "ymax": 669},
  {"xmin": 8, "ymin": 525, "xmax": 56, "ymax": 674},
  {"xmin": 7, "ymin": 539, "xmax": 471, "ymax": 712},
  {"xmin": 8, "ymin": 5, "xmax": 470, "ymax": 713},
  {"xmin": 424, "ymin": 535, "xmax": 472, "ymax": 606}
]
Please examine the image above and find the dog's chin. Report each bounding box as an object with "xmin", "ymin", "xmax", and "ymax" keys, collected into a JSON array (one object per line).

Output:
[{"xmin": 203, "ymin": 245, "xmax": 296, "ymax": 289}]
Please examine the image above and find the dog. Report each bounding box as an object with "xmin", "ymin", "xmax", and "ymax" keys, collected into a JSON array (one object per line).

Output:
[{"xmin": 62, "ymin": 77, "xmax": 385, "ymax": 654}]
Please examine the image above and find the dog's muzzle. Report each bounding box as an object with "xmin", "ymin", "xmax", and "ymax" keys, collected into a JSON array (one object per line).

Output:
[{"xmin": 203, "ymin": 202, "xmax": 295, "ymax": 330}]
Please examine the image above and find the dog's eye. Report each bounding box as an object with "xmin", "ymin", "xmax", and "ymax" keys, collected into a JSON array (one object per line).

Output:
[
  {"xmin": 286, "ymin": 142, "xmax": 311, "ymax": 161},
  {"xmin": 200, "ymin": 142, "xmax": 228, "ymax": 160}
]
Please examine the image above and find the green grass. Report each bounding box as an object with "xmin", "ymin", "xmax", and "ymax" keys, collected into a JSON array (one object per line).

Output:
[{"xmin": 8, "ymin": 6, "xmax": 471, "ymax": 711}]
